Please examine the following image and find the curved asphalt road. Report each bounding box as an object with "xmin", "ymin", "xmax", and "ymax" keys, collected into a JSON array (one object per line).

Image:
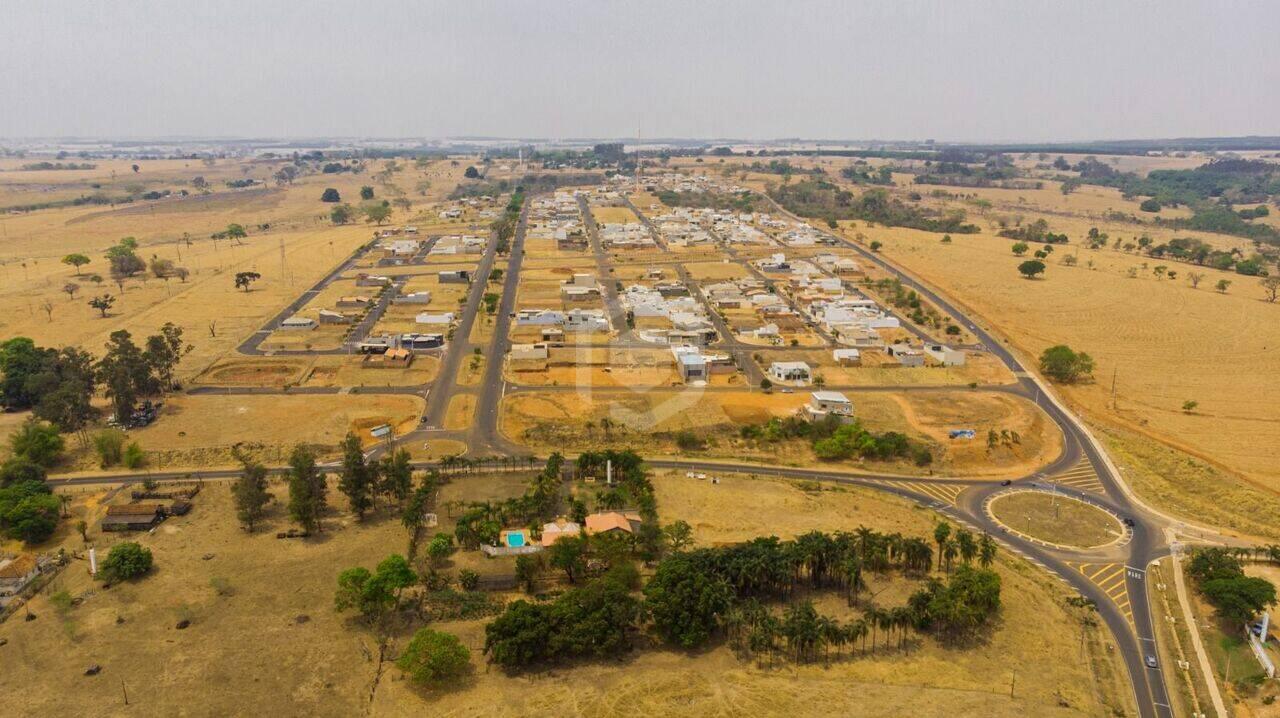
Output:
[{"xmin": 49, "ymin": 188, "xmax": 1181, "ymax": 717}]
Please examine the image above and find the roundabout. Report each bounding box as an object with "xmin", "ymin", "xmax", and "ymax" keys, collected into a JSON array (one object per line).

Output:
[{"xmin": 986, "ymin": 488, "xmax": 1129, "ymax": 550}]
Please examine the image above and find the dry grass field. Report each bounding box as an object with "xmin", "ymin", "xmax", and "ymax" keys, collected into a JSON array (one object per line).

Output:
[
  {"xmin": 0, "ymin": 471, "xmax": 1132, "ymax": 718},
  {"xmin": 0, "ymin": 157, "xmax": 452, "ymax": 379},
  {"xmin": 501, "ymin": 388, "xmax": 1059, "ymax": 478},
  {"xmin": 835, "ymin": 216, "xmax": 1280, "ymax": 504},
  {"xmin": 989, "ymin": 491, "xmax": 1124, "ymax": 548}
]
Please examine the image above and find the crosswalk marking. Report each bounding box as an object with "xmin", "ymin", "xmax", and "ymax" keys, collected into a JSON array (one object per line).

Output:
[
  {"xmin": 879, "ymin": 480, "xmax": 968, "ymax": 505},
  {"xmin": 1053, "ymin": 458, "xmax": 1106, "ymax": 494},
  {"xmin": 1069, "ymin": 561, "xmax": 1135, "ymax": 628}
]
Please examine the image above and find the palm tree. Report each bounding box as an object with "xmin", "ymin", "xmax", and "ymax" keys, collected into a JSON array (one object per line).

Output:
[
  {"xmin": 956, "ymin": 529, "xmax": 977, "ymax": 565},
  {"xmin": 817, "ymin": 614, "xmax": 838, "ymax": 664},
  {"xmin": 933, "ymin": 521, "xmax": 951, "ymax": 571},
  {"xmin": 865, "ymin": 606, "xmax": 882, "ymax": 652},
  {"xmin": 942, "ymin": 537, "xmax": 959, "ymax": 573},
  {"xmin": 978, "ymin": 533, "xmax": 997, "ymax": 567},
  {"xmin": 847, "ymin": 618, "xmax": 868, "ymax": 655},
  {"xmin": 844, "ymin": 556, "xmax": 866, "ymax": 605}
]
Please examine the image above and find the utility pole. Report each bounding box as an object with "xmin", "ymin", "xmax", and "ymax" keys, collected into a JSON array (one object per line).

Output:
[
  {"xmin": 1009, "ymin": 669, "xmax": 1016, "ymax": 698},
  {"xmin": 1110, "ymin": 367, "xmax": 1118, "ymax": 410}
]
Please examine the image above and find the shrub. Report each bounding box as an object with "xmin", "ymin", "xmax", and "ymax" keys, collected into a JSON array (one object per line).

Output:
[
  {"xmin": 9, "ymin": 418, "xmax": 64, "ymax": 466},
  {"xmin": 674, "ymin": 431, "xmax": 705, "ymax": 451},
  {"xmin": 397, "ymin": 628, "xmax": 470, "ymax": 686},
  {"xmin": 123, "ymin": 441, "xmax": 146, "ymax": 469},
  {"xmin": 101, "ymin": 542, "xmax": 153, "ymax": 581},
  {"xmin": 93, "ymin": 429, "xmax": 127, "ymax": 467},
  {"xmin": 458, "ymin": 569, "xmax": 479, "ymax": 591},
  {"xmin": 1038, "ymin": 345, "xmax": 1095, "ymax": 383}
]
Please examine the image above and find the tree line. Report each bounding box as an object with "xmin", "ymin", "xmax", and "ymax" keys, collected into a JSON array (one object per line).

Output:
[
  {"xmin": 739, "ymin": 413, "xmax": 933, "ymax": 467},
  {"xmin": 484, "ymin": 524, "xmax": 1002, "ymax": 670}
]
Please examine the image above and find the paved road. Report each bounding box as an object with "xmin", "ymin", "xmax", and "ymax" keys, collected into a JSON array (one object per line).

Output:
[
  {"xmin": 578, "ymin": 195, "xmax": 640, "ymax": 342},
  {"xmin": 55, "ymin": 186, "xmax": 1187, "ymax": 717},
  {"xmin": 757, "ymin": 192, "xmax": 1175, "ymax": 717}
]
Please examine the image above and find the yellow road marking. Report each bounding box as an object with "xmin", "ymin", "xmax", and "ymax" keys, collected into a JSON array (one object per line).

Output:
[
  {"xmin": 884, "ymin": 481, "xmax": 968, "ymax": 505},
  {"xmin": 1068, "ymin": 561, "xmax": 1134, "ymax": 628},
  {"xmin": 1052, "ymin": 459, "xmax": 1105, "ymax": 493}
]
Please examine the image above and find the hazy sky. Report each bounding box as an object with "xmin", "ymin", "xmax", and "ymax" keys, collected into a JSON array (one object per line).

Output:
[{"xmin": 3, "ymin": 0, "xmax": 1278, "ymax": 142}]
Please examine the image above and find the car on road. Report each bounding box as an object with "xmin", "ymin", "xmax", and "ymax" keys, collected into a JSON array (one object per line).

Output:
[
  {"xmin": 1001, "ymin": 480, "xmax": 1012, "ymax": 486},
  {"xmin": 1123, "ymin": 517, "xmax": 1136, "ymax": 527},
  {"xmin": 1144, "ymin": 655, "xmax": 1158, "ymax": 669}
]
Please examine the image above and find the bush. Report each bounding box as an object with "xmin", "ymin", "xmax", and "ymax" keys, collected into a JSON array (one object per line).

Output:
[
  {"xmin": 320, "ymin": 188, "xmax": 341, "ymax": 203},
  {"xmin": 1, "ymin": 457, "xmax": 47, "ymax": 487},
  {"xmin": 458, "ymin": 569, "xmax": 479, "ymax": 591},
  {"xmin": 0, "ymin": 480, "xmax": 60, "ymax": 543},
  {"xmin": 674, "ymin": 431, "xmax": 705, "ymax": 451},
  {"xmin": 123, "ymin": 441, "xmax": 146, "ymax": 469},
  {"xmin": 397, "ymin": 628, "xmax": 470, "ymax": 686},
  {"xmin": 9, "ymin": 418, "xmax": 64, "ymax": 466},
  {"xmin": 1038, "ymin": 345, "xmax": 1094, "ymax": 383},
  {"xmin": 101, "ymin": 542, "xmax": 153, "ymax": 581},
  {"xmin": 1139, "ymin": 198, "xmax": 1161, "ymax": 213},
  {"xmin": 93, "ymin": 429, "xmax": 127, "ymax": 468}
]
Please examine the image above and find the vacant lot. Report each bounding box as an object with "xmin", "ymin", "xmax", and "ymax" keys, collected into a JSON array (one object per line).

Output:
[
  {"xmin": 843, "ymin": 221, "xmax": 1280, "ymax": 497},
  {"xmin": 501, "ymin": 388, "xmax": 1059, "ymax": 478}
]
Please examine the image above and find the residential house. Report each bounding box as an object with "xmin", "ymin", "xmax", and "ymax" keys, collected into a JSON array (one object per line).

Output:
[
  {"xmin": 280, "ymin": 316, "xmax": 317, "ymax": 330},
  {"xmin": 886, "ymin": 345, "xmax": 925, "ymax": 367},
  {"xmin": 833, "ymin": 348, "xmax": 861, "ymax": 366},
  {"xmin": 768, "ymin": 361, "xmax": 812, "ymax": 384},
  {"xmin": 806, "ymin": 391, "xmax": 855, "ymax": 422},
  {"xmin": 924, "ymin": 344, "xmax": 966, "ymax": 367},
  {"xmin": 336, "ymin": 296, "xmax": 372, "ymax": 309},
  {"xmin": 584, "ymin": 511, "xmax": 642, "ymax": 536},
  {"xmin": 0, "ymin": 554, "xmax": 39, "ymax": 601},
  {"xmin": 541, "ymin": 518, "xmax": 582, "ymax": 547},
  {"xmin": 395, "ymin": 291, "xmax": 432, "ymax": 304},
  {"xmin": 438, "ymin": 270, "xmax": 470, "ymax": 284},
  {"xmin": 415, "ymin": 311, "xmax": 455, "ymax": 325}
]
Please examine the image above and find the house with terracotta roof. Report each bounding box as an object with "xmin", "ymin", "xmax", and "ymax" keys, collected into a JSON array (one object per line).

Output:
[
  {"xmin": 0, "ymin": 554, "xmax": 40, "ymax": 602},
  {"xmin": 541, "ymin": 518, "xmax": 582, "ymax": 547},
  {"xmin": 584, "ymin": 511, "xmax": 642, "ymax": 536}
]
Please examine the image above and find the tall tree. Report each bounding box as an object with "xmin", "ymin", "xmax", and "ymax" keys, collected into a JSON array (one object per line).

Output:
[
  {"xmin": 96, "ymin": 330, "xmax": 154, "ymax": 424},
  {"xmin": 337, "ymin": 433, "xmax": 375, "ymax": 520},
  {"xmin": 143, "ymin": 322, "xmax": 190, "ymax": 391},
  {"xmin": 233, "ymin": 455, "xmax": 271, "ymax": 532},
  {"xmin": 379, "ymin": 448, "xmax": 413, "ymax": 508},
  {"xmin": 287, "ymin": 445, "xmax": 326, "ymax": 532},
  {"xmin": 933, "ymin": 522, "xmax": 951, "ymax": 572}
]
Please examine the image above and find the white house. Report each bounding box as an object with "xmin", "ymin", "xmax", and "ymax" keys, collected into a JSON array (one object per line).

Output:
[
  {"xmin": 395, "ymin": 291, "xmax": 432, "ymax": 304},
  {"xmin": 924, "ymin": 344, "xmax": 966, "ymax": 366},
  {"xmin": 280, "ymin": 316, "xmax": 317, "ymax": 330},
  {"xmin": 768, "ymin": 361, "xmax": 812, "ymax": 384},
  {"xmin": 806, "ymin": 391, "xmax": 855, "ymax": 421},
  {"xmin": 833, "ymin": 348, "xmax": 861, "ymax": 365},
  {"xmin": 676, "ymin": 351, "xmax": 706, "ymax": 383},
  {"xmin": 516, "ymin": 309, "xmax": 566, "ymax": 326},
  {"xmin": 415, "ymin": 311, "xmax": 455, "ymax": 325}
]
